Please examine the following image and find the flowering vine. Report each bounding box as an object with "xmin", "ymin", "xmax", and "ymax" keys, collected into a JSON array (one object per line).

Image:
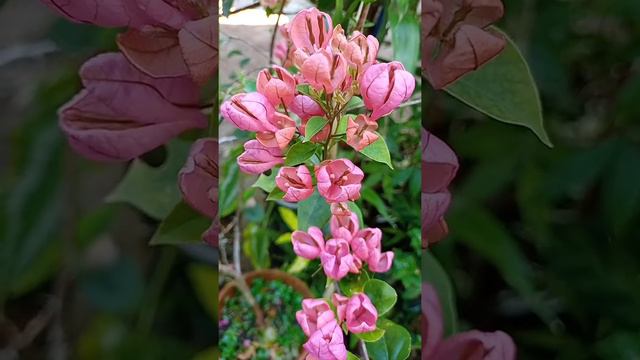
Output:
[{"xmin": 221, "ymin": 7, "xmax": 415, "ymax": 359}]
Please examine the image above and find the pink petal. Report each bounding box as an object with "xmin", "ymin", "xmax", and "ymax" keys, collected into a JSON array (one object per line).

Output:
[{"xmin": 178, "ymin": 16, "xmax": 217, "ymax": 84}]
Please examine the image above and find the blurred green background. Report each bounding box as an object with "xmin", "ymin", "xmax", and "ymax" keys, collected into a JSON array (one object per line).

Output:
[
  {"xmin": 0, "ymin": 1, "xmax": 215, "ymax": 359},
  {"xmin": 426, "ymin": 0, "xmax": 640, "ymax": 359}
]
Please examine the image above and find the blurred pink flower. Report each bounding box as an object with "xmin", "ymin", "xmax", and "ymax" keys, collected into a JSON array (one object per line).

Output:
[
  {"xmin": 304, "ymin": 320, "xmax": 347, "ymax": 360},
  {"xmin": 291, "ymin": 226, "xmax": 325, "ymax": 259},
  {"xmin": 422, "ymin": 128, "xmax": 459, "ymax": 247},
  {"xmin": 179, "ymin": 138, "xmax": 217, "ymax": 219},
  {"xmin": 257, "ymin": 65, "xmax": 297, "ymax": 108},
  {"xmin": 256, "ymin": 112, "xmax": 297, "ymax": 149},
  {"xmin": 345, "ymin": 293, "xmax": 378, "ymax": 334},
  {"xmin": 423, "ymin": 283, "xmax": 517, "ymax": 359},
  {"xmin": 288, "ymin": 8, "xmax": 333, "ymax": 54},
  {"xmin": 346, "ymin": 114, "xmax": 379, "ymax": 151},
  {"xmin": 423, "ymin": 0, "xmax": 505, "ymax": 89},
  {"xmin": 320, "ymin": 238, "xmax": 358, "ymax": 280},
  {"xmin": 276, "ymin": 165, "xmax": 314, "ymax": 202},
  {"xmin": 360, "ymin": 61, "xmax": 416, "ymax": 121},
  {"xmin": 316, "ymin": 159, "xmax": 364, "ymax": 203},
  {"xmin": 237, "ymin": 140, "xmax": 284, "ymax": 175},
  {"xmin": 221, "ymin": 92, "xmax": 277, "ymax": 133},
  {"xmin": 58, "ymin": 53, "xmax": 206, "ymax": 162},
  {"xmin": 301, "ymin": 50, "xmax": 348, "ymax": 94},
  {"xmin": 296, "ymin": 298, "xmax": 336, "ymax": 337}
]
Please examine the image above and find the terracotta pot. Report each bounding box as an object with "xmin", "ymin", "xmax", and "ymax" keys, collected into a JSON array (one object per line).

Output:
[{"xmin": 218, "ymin": 269, "xmax": 313, "ymax": 360}]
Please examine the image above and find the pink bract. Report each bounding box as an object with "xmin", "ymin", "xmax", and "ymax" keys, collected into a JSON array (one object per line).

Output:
[
  {"xmin": 320, "ymin": 238, "xmax": 358, "ymax": 280},
  {"xmin": 221, "ymin": 92, "xmax": 277, "ymax": 133},
  {"xmin": 291, "ymin": 227, "xmax": 325, "ymax": 260},
  {"xmin": 296, "ymin": 298, "xmax": 336, "ymax": 337},
  {"xmin": 360, "ymin": 61, "xmax": 416, "ymax": 121},
  {"xmin": 288, "ymin": 8, "xmax": 333, "ymax": 54},
  {"xmin": 303, "ymin": 320, "xmax": 347, "ymax": 360},
  {"xmin": 237, "ymin": 140, "xmax": 284, "ymax": 175},
  {"xmin": 179, "ymin": 138, "xmax": 218, "ymax": 219},
  {"xmin": 276, "ymin": 165, "xmax": 314, "ymax": 202},
  {"xmin": 345, "ymin": 293, "xmax": 378, "ymax": 334},
  {"xmin": 257, "ymin": 65, "xmax": 297, "ymax": 108},
  {"xmin": 316, "ymin": 159, "xmax": 364, "ymax": 203},
  {"xmin": 423, "ymin": 283, "xmax": 517, "ymax": 359},
  {"xmin": 58, "ymin": 53, "xmax": 206, "ymax": 162},
  {"xmin": 346, "ymin": 114, "xmax": 379, "ymax": 151}
]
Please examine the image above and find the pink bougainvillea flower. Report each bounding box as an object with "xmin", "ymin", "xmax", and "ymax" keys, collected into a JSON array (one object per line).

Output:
[
  {"xmin": 288, "ymin": 8, "xmax": 333, "ymax": 54},
  {"xmin": 330, "ymin": 212, "xmax": 360, "ymax": 239},
  {"xmin": 276, "ymin": 165, "xmax": 314, "ymax": 202},
  {"xmin": 320, "ymin": 238, "xmax": 358, "ymax": 280},
  {"xmin": 220, "ymin": 92, "xmax": 277, "ymax": 133},
  {"xmin": 422, "ymin": 128, "xmax": 459, "ymax": 247},
  {"xmin": 423, "ymin": 0, "xmax": 506, "ymax": 89},
  {"xmin": 257, "ymin": 65, "xmax": 297, "ymax": 108},
  {"xmin": 237, "ymin": 140, "xmax": 284, "ymax": 175},
  {"xmin": 202, "ymin": 221, "xmax": 218, "ymax": 247},
  {"xmin": 360, "ymin": 61, "xmax": 415, "ymax": 121},
  {"xmin": 331, "ymin": 25, "xmax": 379, "ymax": 75},
  {"xmin": 345, "ymin": 293, "xmax": 378, "ymax": 334},
  {"xmin": 41, "ymin": 0, "xmax": 150, "ymax": 28},
  {"xmin": 296, "ymin": 298, "xmax": 336, "ymax": 337},
  {"xmin": 316, "ymin": 159, "xmax": 364, "ymax": 203},
  {"xmin": 346, "ymin": 114, "xmax": 379, "ymax": 151},
  {"xmin": 330, "ymin": 202, "xmax": 351, "ymax": 218},
  {"xmin": 423, "ymin": 283, "xmax": 517, "ymax": 359},
  {"xmin": 367, "ymin": 250, "xmax": 394, "ymax": 273},
  {"xmin": 290, "ymin": 95, "xmax": 325, "ymax": 121},
  {"xmin": 256, "ymin": 112, "xmax": 297, "ymax": 149},
  {"xmin": 304, "ymin": 320, "xmax": 347, "ymax": 360},
  {"xmin": 332, "ymin": 293, "xmax": 349, "ymax": 323},
  {"xmin": 349, "ymin": 227, "xmax": 381, "ymax": 263},
  {"xmin": 301, "ymin": 50, "xmax": 348, "ymax": 94},
  {"xmin": 291, "ymin": 226, "xmax": 325, "ymax": 259},
  {"xmin": 58, "ymin": 53, "xmax": 206, "ymax": 162},
  {"xmin": 179, "ymin": 138, "xmax": 217, "ymax": 219},
  {"xmin": 177, "ymin": 16, "xmax": 218, "ymax": 84}
]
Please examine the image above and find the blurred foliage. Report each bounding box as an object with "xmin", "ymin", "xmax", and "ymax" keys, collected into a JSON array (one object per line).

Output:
[{"xmin": 427, "ymin": 0, "xmax": 640, "ymax": 359}]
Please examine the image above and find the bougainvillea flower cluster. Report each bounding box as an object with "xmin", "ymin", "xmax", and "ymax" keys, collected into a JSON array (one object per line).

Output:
[
  {"xmin": 422, "ymin": 0, "xmax": 505, "ymax": 89},
  {"xmin": 422, "ymin": 128, "xmax": 459, "ymax": 247},
  {"xmin": 43, "ymin": 0, "xmax": 218, "ymax": 247},
  {"xmin": 423, "ymin": 283, "xmax": 516, "ymax": 359},
  {"xmin": 221, "ymin": 7, "xmax": 415, "ymax": 359}
]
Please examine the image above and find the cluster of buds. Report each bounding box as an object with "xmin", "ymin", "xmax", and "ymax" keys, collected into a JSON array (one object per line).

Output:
[
  {"xmin": 221, "ymin": 7, "xmax": 415, "ymax": 359},
  {"xmin": 296, "ymin": 293, "xmax": 378, "ymax": 359},
  {"xmin": 292, "ymin": 206, "xmax": 393, "ymax": 280}
]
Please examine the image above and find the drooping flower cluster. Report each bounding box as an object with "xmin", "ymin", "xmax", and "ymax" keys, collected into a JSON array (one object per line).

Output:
[
  {"xmin": 220, "ymin": 7, "xmax": 415, "ymax": 359},
  {"xmin": 292, "ymin": 208, "xmax": 393, "ymax": 280},
  {"xmin": 422, "ymin": 128, "xmax": 459, "ymax": 247},
  {"xmin": 296, "ymin": 293, "xmax": 378, "ymax": 360},
  {"xmin": 43, "ymin": 0, "xmax": 218, "ymax": 247}
]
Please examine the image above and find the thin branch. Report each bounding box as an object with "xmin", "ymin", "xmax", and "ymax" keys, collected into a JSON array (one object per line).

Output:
[
  {"xmin": 355, "ymin": 3, "xmax": 371, "ymax": 33},
  {"xmin": 359, "ymin": 340, "xmax": 371, "ymax": 360},
  {"xmin": 220, "ymin": 265, "xmax": 266, "ymax": 327},
  {"xmin": 268, "ymin": 0, "xmax": 286, "ymax": 65}
]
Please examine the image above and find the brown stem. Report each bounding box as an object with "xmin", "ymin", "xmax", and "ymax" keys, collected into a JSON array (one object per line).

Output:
[
  {"xmin": 360, "ymin": 340, "xmax": 371, "ymax": 360},
  {"xmin": 355, "ymin": 3, "xmax": 371, "ymax": 33},
  {"xmin": 268, "ymin": 0, "xmax": 286, "ymax": 65},
  {"xmin": 220, "ymin": 265, "xmax": 266, "ymax": 328},
  {"xmin": 227, "ymin": 2, "xmax": 260, "ymax": 16}
]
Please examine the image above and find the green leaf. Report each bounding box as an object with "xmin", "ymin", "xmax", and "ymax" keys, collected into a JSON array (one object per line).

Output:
[
  {"xmin": 339, "ymin": 271, "xmax": 370, "ymax": 297},
  {"xmin": 243, "ymin": 223, "xmax": 271, "ymax": 269},
  {"xmin": 285, "ymin": 142, "xmax": 319, "ymax": 166},
  {"xmin": 252, "ymin": 172, "xmax": 277, "ymax": 193},
  {"xmin": 297, "ymin": 191, "xmax": 331, "ymax": 230},
  {"xmin": 275, "ymin": 232, "xmax": 292, "ymax": 245},
  {"xmin": 365, "ymin": 319, "xmax": 411, "ymax": 360},
  {"xmin": 346, "ymin": 352, "xmax": 360, "ymax": 360},
  {"xmin": 266, "ymin": 187, "xmax": 285, "ymax": 201},
  {"xmin": 363, "ymin": 279, "xmax": 397, "ymax": 317},
  {"xmin": 222, "ymin": 0, "xmax": 233, "ymax": 16},
  {"xmin": 361, "ymin": 188, "xmax": 395, "ymax": 225},
  {"xmin": 347, "ymin": 202, "xmax": 364, "ymax": 228},
  {"xmin": 287, "ymin": 257, "xmax": 310, "ymax": 274},
  {"xmin": 188, "ymin": 265, "xmax": 217, "ymax": 320},
  {"xmin": 107, "ymin": 140, "xmax": 190, "ymax": 220},
  {"xmin": 445, "ymin": 28, "xmax": 552, "ymax": 147},
  {"xmin": 279, "ymin": 207, "xmax": 298, "ymax": 230},
  {"xmin": 360, "ymin": 133, "xmax": 393, "ymax": 169},
  {"xmin": 149, "ymin": 202, "xmax": 210, "ymax": 246},
  {"xmin": 304, "ymin": 116, "xmax": 329, "ymax": 141},
  {"xmin": 422, "ymin": 251, "xmax": 458, "ymax": 335},
  {"xmin": 392, "ymin": 15, "xmax": 420, "ymax": 73},
  {"xmin": 220, "ymin": 150, "xmax": 240, "ymax": 217},
  {"xmin": 602, "ymin": 141, "xmax": 640, "ymax": 235},
  {"xmin": 337, "ymin": 115, "xmax": 352, "ymax": 134},
  {"xmin": 356, "ymin": 327, "xmax": 386, "ymax": 343}
]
